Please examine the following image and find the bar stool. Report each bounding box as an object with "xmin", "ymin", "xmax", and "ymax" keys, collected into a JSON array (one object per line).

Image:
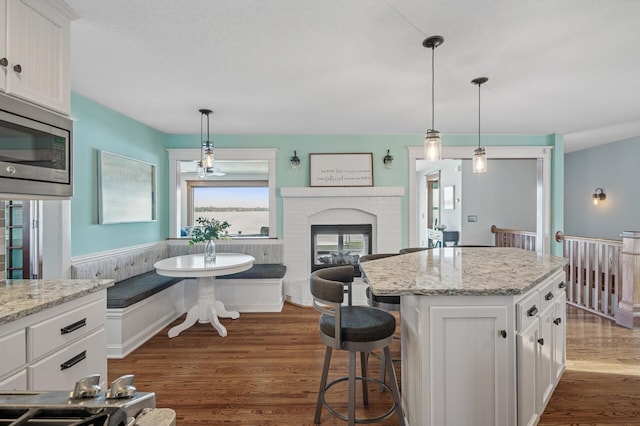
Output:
[
  {"xmin": 310, "ymin": 266, "xmax": 404, "ymax": 426},
  {"xmin": 360, "ymin": 253, "xmax": 401, "ymax": 390}
]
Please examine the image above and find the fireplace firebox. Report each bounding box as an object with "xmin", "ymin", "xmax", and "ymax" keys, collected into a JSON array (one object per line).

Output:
[{"xmin": 311, "ymin": 224, "xmax": 372, "ymax": 277}]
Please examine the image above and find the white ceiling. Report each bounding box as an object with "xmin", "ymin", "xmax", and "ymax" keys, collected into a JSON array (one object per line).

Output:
[{"xmin": 67, "ymin": 0, "xmax": 640, "ymax": 153}]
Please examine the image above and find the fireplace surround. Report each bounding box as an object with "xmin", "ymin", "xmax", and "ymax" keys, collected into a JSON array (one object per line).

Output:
[{"xmin": 281, "ymin": 186, "xmax": 404, "ymax": 306}]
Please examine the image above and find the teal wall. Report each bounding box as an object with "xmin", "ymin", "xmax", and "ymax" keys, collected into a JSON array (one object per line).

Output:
[
  {"xmin": 565, "ymin": 137, "xmax": 640, "ymax": 240},
  {"xmin": 71, "ymin": 94, "xmax": 563, "ymax": 255},
  {"xmin": 70, "ymin": 93, "xmax": 169, "ymax": 256}
]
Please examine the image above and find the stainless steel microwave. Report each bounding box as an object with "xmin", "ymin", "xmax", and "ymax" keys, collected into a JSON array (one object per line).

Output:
[{"xmin": 0, "ymin": 95, "xmax": 73, "ymax": 198}]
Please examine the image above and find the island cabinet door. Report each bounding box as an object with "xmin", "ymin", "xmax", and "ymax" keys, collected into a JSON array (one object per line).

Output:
[
  {"xmin": 517, "ymin": 320, "xmax": 539, "ymax": 426},
  {"xmin": 430, "ymin": 306, "xmax": 511, "ymax": 426},
  {"xmin": 552, "ymin": 292, "xmax": 567, "ymax": 381}
]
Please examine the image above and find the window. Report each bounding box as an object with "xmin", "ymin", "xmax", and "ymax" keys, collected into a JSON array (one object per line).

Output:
[
  {"xmin": 168, "ymin": 148, "xmax": 277, "ymax": 238},
  {"xmin": 187, "ymin": 180, "xmax": 269, "ymax": 237}
]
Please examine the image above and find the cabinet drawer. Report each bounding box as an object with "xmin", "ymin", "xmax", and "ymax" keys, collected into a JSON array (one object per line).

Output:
[
  {"xmin": 0, "ymin": 370, "xmax": 27, "ymax": 391},
  {"xmin": 517, "ymin": 291, "xmax": 541, "ymax": 331},
  {"xmin": 0, "ymin": 329, "xmax": 26, "ymax": 377},
  {"xmin": 28, "ymin": 328, "xmax": 106, "ymax": 391},
  {"xmin": 28, "ymin": 298, "xmax": 105, "ymax": 361},
  {"xmin": 539, "ymin": 281, "xmax": 557, "ymax": 312}
]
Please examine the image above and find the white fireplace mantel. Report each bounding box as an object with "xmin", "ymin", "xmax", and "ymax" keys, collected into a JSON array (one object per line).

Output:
[
  {"xmin": 281, "ymin": 186, "xmax": 405, "ymax": 198},
  {"xmin": 281, "ymin": 186, "xmax": 405, "ymax": 306}
]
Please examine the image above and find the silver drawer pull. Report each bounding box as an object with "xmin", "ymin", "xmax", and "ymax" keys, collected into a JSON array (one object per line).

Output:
[
  {"xmin": 545, "ymin": 292, "xmax": 554, "ymax": 301},
  {"xmin": 61, "ymin": 318, "xmax": 87, "ymax": 334},
  {"xmin": 61, "ymin": 350, "xmax": 87, "ymax": 370},
  {"xmin": 527, "ymin": 306, "xmax": 539, "ymax": 317}
]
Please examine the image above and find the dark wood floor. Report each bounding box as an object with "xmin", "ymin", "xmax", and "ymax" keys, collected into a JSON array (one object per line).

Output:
[{"xmin": 109, "ymin": 303, "xmax": 640, "ymax": 425}]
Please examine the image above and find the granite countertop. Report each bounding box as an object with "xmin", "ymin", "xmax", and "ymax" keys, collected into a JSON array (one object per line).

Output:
[
  {"xmin": 0, "ymin": 279, "xmax": 114, "ymax": 325},
  {"xmin": 360, "ymin": 247, "xmax": 568, "ymax": 296}
]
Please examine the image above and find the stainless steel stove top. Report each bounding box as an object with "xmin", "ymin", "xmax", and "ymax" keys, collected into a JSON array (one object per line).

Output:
[{"xmin": 0, "ymin": 375, "xmax": 156, "ymax": 426}]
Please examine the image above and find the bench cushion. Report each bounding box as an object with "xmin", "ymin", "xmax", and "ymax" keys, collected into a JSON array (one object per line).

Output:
[
  {"xmin": 217, "ymin": 264, "xmax": 286, "ymax": 279},
  {"xmin": 107, "ymin": 270, "xmax": 183, "ymax": 309}
]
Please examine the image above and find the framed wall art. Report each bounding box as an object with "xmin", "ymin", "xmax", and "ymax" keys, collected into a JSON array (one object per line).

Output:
[
  {"xmin": 309, "ymin": 153, "xmax": 374, "ymax": 187},
  {"xmin": 98, "ymin": 150, "xmax": 157, "ymax": 224}
]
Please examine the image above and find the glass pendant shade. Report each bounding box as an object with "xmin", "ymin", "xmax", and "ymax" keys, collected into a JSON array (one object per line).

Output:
[
  {"xmin": 196, "ymin": 161, "xmax": 206, "ymax": 179},
  {"xmin": 472, "ymin": 146, "xmax": 487, "ymax": 173},
  {"xmin": 203, "ymin": 147, "xmax": 214, "ymax": 168},
  {"xmin": 424, "ymin": 130, "xmax": 442, "ymax": 161}
]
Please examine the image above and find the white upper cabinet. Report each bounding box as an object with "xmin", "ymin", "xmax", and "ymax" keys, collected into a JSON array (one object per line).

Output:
[{"xmin": 1, "ymin": 0, "xmax": 77, "ymax": 114}]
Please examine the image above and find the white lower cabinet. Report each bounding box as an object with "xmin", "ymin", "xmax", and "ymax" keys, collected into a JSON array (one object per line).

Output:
[
  {"xmin": 402, "ymin": 269, "xmax": 567, "ymax": 426},
  {"xmin": 515, "ymin": 272, "xmax": 567, "ymax": 426},
  {"xmin": 430, "ymin": 305, "xmax": 509, "ymax": 425},
  {"xmin": 0, "ymin": 290, "xmax": 107, "ymax": 391},
  {"xmin": 28, "ymin": 328, "xmax": 106, "ymax": 390}
]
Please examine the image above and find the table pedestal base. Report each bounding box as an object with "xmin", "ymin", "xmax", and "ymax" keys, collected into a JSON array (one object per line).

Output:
[{"xmin": 168, "ymin": 276, "xmax": 239, "ymax": 338}]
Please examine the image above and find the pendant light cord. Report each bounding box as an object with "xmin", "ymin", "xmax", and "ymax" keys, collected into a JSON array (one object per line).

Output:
[
  {"xmin": 478, "ymin": 82, "xmax": 481, "ymax": 148},
  {"xmin": 431, "ymin": 46, "xmax": 435, "ymax": 131}
]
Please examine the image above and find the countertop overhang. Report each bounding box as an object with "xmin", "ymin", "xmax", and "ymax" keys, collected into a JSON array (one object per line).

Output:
[
  {"xmin": 360, "ymin": 247, "xmax": 568, "ymax": 296},
  {"xmin": 0, "ymin": 279, "xmax": 114, "ymax": 325}
]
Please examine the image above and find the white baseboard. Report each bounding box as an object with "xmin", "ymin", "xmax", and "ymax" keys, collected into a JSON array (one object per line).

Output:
[{"xmin": 106, "ymin": 281, "xmax": 186, "ymax": 359}]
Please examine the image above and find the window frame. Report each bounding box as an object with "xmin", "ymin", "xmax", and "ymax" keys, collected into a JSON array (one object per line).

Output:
[
  {"xmin": 186, "ymin": 179, "xmax": 269, "ymax": 235},
  {"xmin": 168, "ymin": 148, "xmax": 277, "ymax": 238}
]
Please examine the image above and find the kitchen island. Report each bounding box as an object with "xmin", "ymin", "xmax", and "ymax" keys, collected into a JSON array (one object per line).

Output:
[
  {"xmin": 0, "ymin": 279, "xmax": 113, "ymax": 391},
  {"xmin": 360, "ymin": 247, "xmax": 568, "ymax": 426}
]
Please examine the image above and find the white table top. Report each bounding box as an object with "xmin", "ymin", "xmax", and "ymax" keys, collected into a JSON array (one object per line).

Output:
[{"xmin": 154, "ymin": 253, "xmax": 255, "ymax": 278}]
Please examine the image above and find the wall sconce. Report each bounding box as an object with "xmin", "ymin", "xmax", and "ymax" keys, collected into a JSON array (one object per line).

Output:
[
  {"xmin": 290, "ymin": 150, "xmax": 301, "ymax": 169},
  {"xmin": 383, "ymin": 149, "xmax": 394, "ymax": 169},
  {"xmin": 592, "ymin": 188, "xmax": 606, "ymax": 205}
]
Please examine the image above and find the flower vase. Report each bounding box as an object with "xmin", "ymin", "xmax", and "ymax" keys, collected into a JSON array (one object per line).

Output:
[{"xmin": 204, "ymin": 239, "xmax": 216, "ymax": 261}]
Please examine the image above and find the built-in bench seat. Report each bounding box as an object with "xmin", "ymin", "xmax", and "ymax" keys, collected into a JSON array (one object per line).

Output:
[
  {"xmin": 107, "ymin": 271, "xmax": 183, "ymax": 309},
  {"xmin": 71, "ymin": 240, "xmax": 286, "ymax": 359},
  {"xmin": 218, "ymin": 263, "xmax": 287, "ymax": 280}
]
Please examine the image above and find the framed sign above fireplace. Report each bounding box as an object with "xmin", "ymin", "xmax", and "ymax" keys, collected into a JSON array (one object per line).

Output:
[{"xmin": 309, "ymin": 153, "xmax": 373, "ymax": 187}]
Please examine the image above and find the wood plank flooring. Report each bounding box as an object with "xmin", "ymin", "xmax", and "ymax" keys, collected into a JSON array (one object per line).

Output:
[{"xmin": 108, "ymin": 303, "xmax": 640, "ymax": 425}]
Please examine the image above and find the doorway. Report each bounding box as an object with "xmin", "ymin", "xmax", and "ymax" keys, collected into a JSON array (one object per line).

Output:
[{"xmin": 426, "ymin": 171, "xmax": 440, "ymax": 230}]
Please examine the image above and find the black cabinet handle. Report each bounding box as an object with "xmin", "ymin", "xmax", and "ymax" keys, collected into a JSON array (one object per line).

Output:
[
  {"xmin": 0, "ymin": 58, "xmax": 7, "ymax": 67},
  {"xmin": 527, "ymin": 306, "xmax": 539, "ymax": 317},
  {"xmin": 537, "ymin": 338, "xmax": 544, "ymax": 346},
  {"xmin": 545, "ymin": 292, "xmax": 554, "ymax": 301},
  {"xmin": 61, "ymin": 318, "xmax": 87, "ymax": 335},
  {"xmin": 500, "ymin": 330, "xmax": 507, "ymax": 338},
  {"xmin": 553, "ymin": 318, "xmax": 562, "ymax": 325},
  {"xmin": 60, "ymin": 350, "xmax": 87, "ymax": 370},
  {"xmin": 558, "ymin": 282, "xmax": 566, "ymax": 289},
  {"xmin": 13, "ymin": 64, "xmax": 22, "ymax": 74}
]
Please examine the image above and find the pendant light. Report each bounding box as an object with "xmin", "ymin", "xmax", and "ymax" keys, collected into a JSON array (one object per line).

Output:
[
  {"xmin": 196, "ymin": 109, "xmax": 214, "ymax": 179},
  {"xmin": 471, "ymin": 77, "xmax": 488, "ymax": 173},
  {"xmin": 423, "ymin": 35, "xmax": 444, "ymax": 161}
]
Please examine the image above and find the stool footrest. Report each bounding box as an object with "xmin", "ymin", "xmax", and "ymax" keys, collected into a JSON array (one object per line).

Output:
[{"xmin": 320, "ymin": 375, "xmax": 398, "ymax": 424}]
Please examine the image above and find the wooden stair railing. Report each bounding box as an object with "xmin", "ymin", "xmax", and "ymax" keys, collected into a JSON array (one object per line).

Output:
[
  {"xmin": 490, "ymin": 225, "xmax": 536, "ymax": 251},
  {"xmin": 555, "ymin": 231, "xmax": 622, "ymax": 321}
]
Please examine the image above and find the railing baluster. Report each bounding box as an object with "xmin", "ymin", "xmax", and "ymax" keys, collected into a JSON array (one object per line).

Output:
[{"xmin": 555, "ymin": 230, "xmax": 622, "ymax": 321}]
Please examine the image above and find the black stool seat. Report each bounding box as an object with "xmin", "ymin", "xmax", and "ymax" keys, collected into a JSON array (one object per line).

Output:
[{"xmin": 319, "ymin": 305, "xmax": 396, "ymax": 342}]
